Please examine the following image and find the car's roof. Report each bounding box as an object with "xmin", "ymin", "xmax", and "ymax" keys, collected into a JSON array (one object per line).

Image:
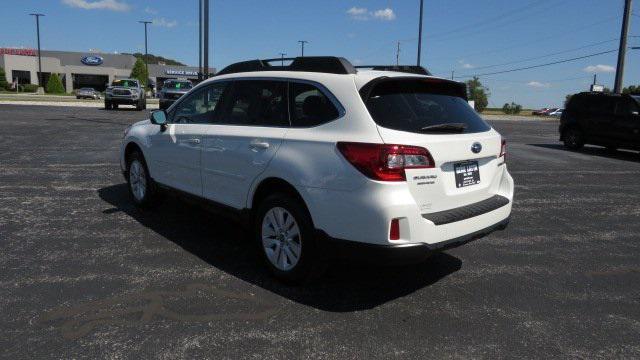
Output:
[{"xmin": 203, "ymin": 69, "xmax": 452, "ymax": 90}]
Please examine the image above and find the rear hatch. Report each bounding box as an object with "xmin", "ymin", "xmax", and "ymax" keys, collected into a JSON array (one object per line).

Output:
[{"xmin": 361, "ymin": 76, "xmax": 504, "ymax": 213}]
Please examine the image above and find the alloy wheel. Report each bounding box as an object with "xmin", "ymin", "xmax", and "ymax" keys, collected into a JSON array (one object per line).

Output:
[
  {"xmin": 261, "ymin": 207, "xmax": 302, "ymax": 271},
  {"xmin": 129, "ymin": 159, "xmax": 147, "ymax": 202}
]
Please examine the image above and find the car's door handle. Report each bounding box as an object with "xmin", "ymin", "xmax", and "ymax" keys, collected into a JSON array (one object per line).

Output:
[
  {"xmin": 186, "ymin": 138, "xmax": 201, "ymax": 145},
  {"xmin": 249, "ymin": 141, "xmax": 270, "ymax": 149}
]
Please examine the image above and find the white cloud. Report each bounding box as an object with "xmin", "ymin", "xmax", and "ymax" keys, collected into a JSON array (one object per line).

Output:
[
  {"xmin": 347, "ymin": 7, "xmax": 369, "ymax": 20},
  {"xmin": 144, "ymin": 6, "xmax": 158, "ymax": 15},
  {"xmin": 62, "ymin": 0, "xmax": 130, "ymax": 11},
  {"xmin": 458, "ymin": 60, "xmax": 474, "ymax": 69},
  {"xmin": 347, "ymin": 7, "xmax": 396, "ymax": 21},
  {"xmin": 583, "ymin": 64, "xmax": 615, "ymax": 73},
  {"xmin": 527, "ymin": 81, "xmax": 551, "ymax": 88},
  {"xmin": 372, "ymin": 8, "xmax": 396, "ymax": 21},
  {"xmin": 153, "ymin": 18, "xmax": 178, "ymax": 28}
]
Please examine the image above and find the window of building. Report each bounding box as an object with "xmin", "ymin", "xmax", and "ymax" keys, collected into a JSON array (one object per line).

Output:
[{"xmin": 11, "ymin": 70, "xmax": 31, "ymax": 85}]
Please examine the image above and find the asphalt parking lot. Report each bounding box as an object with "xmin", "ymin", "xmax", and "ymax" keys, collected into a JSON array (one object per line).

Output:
[{"xmin": 1, "ymin": 104, "xmax": 639, "ymax": 359}]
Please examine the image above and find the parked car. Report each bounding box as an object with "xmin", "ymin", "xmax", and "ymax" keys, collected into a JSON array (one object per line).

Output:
[
  {"xmin": 76, "ymin": 87, "xmax": 100, "ymax": 100},
  {"xmin": 548, "ymin": 108, "xmax": 563, "ymax": 117},
  {"xmin": 533, "ymin": 108, "xmax": 551, "ymax": 116},
  {"xmin": 105, "ymin": 79, "xmax": 146, "ymax": 111},
  {"xmin": 159, "ymin": 79, "xmax": 193, "ymax": 110},
  {"xmin": 120, "ymin": 56, "xmax": 514, "ymax": 282},
  {"xmin": 560, "ymin": 92, "xmax": 640, "ymax": 151}
]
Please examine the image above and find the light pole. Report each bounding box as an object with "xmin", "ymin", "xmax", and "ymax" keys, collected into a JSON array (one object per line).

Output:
[
  {"xmin": 279, "ymin": 52, "xmax": 287, "ymax": 66},
  {"xmin": 614, "ymin": 0, "xmax": 632, "ymax": 94},
  {"xmin": 29, "ymin": 13, "xmax": 45, "ymax": 89},
  {"xmin": 198, "ymin": 0, "xmax": 202, "ymax": 80},
  {"xmin": 138, "ymin": 20, "xmax": 152, "ymax": 86},
  {"xmin": 417, "ymin": 0, "xmax": 424, "ymax": 66},
  {"xmin": 298, "ymin": 40, "xmax": 308, "ymax": 57},
  {"xmin": 203, "ymin": 0, "xmax": 210, "ymax": 79}
]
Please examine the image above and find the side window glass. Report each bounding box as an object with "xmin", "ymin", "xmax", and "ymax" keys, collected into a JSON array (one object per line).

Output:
[
  {"xmin": 171, "ymin": 82, "xmax": 228, "ymax": 124},
  {"xmin": 220, "ymin": 80, "xmax": 288, "ymax": 127},
  {"xmin": 289, "ymin": 82, "xmax": 340, "ymax": 127},
  {"xmin": 613, "ymin": 99, "xmax": 627, "ymax": 116}
]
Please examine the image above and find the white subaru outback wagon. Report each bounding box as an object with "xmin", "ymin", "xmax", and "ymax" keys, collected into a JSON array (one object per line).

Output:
[{"xmin": 120, "ymin": 56, "xmax": 514, "ymax": 282}]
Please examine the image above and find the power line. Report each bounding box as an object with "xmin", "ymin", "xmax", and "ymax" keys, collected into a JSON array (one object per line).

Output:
[
  {"xmin": 468, "ymin": 38, "xmax": 619, "ymax": 71},
  {"xmin": 456, "ymin": 49, "xmax": 618, "ymax": 78},
  {"xmin": 428, "ymin": 16, "xmax": 619, "ymax": 62},
  {"xmin": 428, "ymin": 0, "xmax": 565, "ymax": 43},
  {"xmin": 427, "ymin": 0, "xmax": 556, "ymax": 40}
]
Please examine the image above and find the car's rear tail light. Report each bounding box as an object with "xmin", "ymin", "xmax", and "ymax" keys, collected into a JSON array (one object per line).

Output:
[
  {"xmin": 389, "ymin": 218, "xmax": 400, "ymax": 240},
  {"xmin": 337, "ymin": 142, "xmax": 434, "ymax": 181},
  {"xmin": 499, "ymin": 139, "xmax": 506, "ymax": 158}
]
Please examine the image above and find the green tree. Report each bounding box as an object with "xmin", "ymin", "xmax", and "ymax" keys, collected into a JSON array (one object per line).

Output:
[
  {"xmin": 502, "ymin": 102, "xmax": 522, "ymax": 115},
  {"xmin": 0, "ymin": 67, "xmax": 8, "ymax": 90},
  {"xmin": 45, "ymin": 73, "xmax": 65, "ymax": 94},
  {"xmin": 622, "ymin": 85, "xmax": 640, "ymax": 95},
  {"xmin": 466, "ymin": 76, "xmax": 489, "ymax": 112},
  {"xmin": 130, "ymin": 58, "xmax": 148, "ymax": 87}
]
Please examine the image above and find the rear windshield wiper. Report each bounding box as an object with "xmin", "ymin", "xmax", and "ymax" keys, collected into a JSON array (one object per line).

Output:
[{"xmin": 418, "ymin": 123, "xmax": 467, "ymax": 133}]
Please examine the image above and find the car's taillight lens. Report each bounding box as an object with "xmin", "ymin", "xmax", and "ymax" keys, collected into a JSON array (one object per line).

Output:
[
  {"xmin": 500, "ymin": 139, "xmax": 506, "ymax": 158},
  {"xmin": 389, "ymin": 218, "xmax": 400, "ymax": 240},
  {"xmin": 337, "ymin": 142, "xmax": 434, "ymax": 181}
]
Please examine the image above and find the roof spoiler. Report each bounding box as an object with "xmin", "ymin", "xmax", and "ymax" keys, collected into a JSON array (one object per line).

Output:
[
  {"xmin": 354, "ymin": 65, "xmax": 432, "ymax": 76},
  {"xmin": 216, "ymin": 56, "xmax": 357, "ymax": 76}
]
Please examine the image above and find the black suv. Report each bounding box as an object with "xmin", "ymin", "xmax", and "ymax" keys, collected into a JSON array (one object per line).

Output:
[{"xmin": 560, "ymin": 92, "xmax": 640, "ymax": 152}]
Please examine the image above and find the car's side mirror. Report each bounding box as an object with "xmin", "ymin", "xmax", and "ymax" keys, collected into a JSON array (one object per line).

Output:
[{"xmin": 150, "ymin": 110, "xmax": 168, "ymax": 131}]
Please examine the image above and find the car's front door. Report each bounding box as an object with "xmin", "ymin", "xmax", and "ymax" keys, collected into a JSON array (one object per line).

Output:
[
  {"xmin": 148, "ymin": 84, "xmax": 223, "ymax": 196},
  {"xmin": 611, "ymin": 97, "xmax": 640, "ymax": 145},
  {"xmin": 201, "ymin": 79, "xmax": 289, "ymax": 209}
]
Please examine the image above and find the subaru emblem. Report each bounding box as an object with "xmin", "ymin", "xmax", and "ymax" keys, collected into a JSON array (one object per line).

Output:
[{"xmin": 471, "ymin": 142, "xmax": 482, "ymax": 154}]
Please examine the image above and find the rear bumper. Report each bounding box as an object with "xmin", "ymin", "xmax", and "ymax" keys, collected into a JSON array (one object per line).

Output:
[{"xmin": 318, "ymin": 217, "xmax": 510, "ymax": 264}]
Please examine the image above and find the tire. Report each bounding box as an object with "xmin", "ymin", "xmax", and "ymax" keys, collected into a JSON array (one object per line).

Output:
[
  {"xmin": 76, "ymin": 96, "xmax": 81, "ymax": 99},
  {"xmin": 563, "ymin": 127, "xmax": 584, "ymax": 150},
  {"xmin": 255, "ymin": 193, "xmax": 320, "ymax": 283},
  {"xmin": 104, "ymin": 101, "xmax": 111, "ymax": 110},
  {"xmin": 113, "ymin": 104, "xmax": 119, "ymax": 109},
  {"xmin": 126, "ymin": 151, "xmax": 160, "ymax": 208},
  {"xmin": 136, "ymin": 101, "xmax": 143, "ymax": 111}
]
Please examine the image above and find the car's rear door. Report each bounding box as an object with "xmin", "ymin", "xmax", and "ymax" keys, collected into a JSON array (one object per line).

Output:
[
  {"xmin": 201, "ymin": 79, "xmax": 288, "ymax": 208},
  {"xmin": 583, "ymin": 95, "xmax": 616, "ymax": 142}
]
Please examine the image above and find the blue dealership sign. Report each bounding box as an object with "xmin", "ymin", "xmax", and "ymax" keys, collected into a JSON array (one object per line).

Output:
[{"xmin": 81, "ymin": 55, "xmax": 104, "ymax": 66}]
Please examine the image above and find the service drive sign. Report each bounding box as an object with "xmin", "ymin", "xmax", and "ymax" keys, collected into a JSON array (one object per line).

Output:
[{"xmin": 166, "ymin": 69, "xmax": 198, "ymax": 76}]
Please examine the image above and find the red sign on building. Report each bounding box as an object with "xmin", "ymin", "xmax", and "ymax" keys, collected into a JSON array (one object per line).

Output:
[{"xmin": 0, "ymin": 48, "xmax": 37, "ymax": 56}]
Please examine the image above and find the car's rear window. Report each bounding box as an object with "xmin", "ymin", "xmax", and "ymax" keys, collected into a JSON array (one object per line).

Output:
[{"xmin": 363, "ymin": 78, "xmax": 491, "ymax": 134}]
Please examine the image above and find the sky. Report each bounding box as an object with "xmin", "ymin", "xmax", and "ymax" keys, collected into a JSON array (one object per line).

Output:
[{"xmin": 1, "ymin": 0, "xmax": 639, "ymax": 108}]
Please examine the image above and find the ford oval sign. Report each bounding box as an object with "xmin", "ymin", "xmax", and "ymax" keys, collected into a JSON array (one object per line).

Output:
[
  {"xmin": 81, "ymin": 55, "xmax": 104, "ymax": 66},
  {"xmin": 471, "ymin": 142, "xmax": 482, "ymax": 154}
]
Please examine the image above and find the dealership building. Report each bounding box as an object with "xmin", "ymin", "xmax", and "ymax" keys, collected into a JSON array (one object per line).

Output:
[{"xmin": 0, "ymin": 48, "xmax": 213, "ymax": 91}]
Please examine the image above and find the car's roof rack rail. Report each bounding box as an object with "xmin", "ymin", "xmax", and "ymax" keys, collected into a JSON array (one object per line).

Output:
[
  {"xmin": 216, "ymin": 56, "xmax": 357, "ymax": 76},
  {"xmin": 354, "ymin": 65, "xmax": 432, "ymax": 76}
]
